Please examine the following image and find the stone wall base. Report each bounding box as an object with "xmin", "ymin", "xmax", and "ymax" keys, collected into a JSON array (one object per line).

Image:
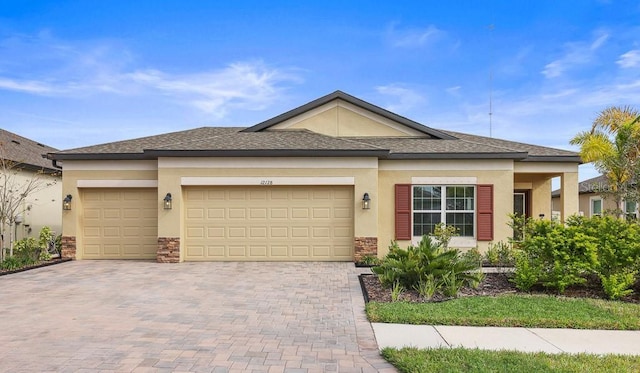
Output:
[
  {"xmin": 354, "ymin": 236, "xmax": 378, "ymax": 262},
  {"xmin": 157, "ymin": 237, "xmax": 180, "ymax": 263},
  {"xmin": 61, "ymin": 236, "xmax": 76, "ymax": 259}
]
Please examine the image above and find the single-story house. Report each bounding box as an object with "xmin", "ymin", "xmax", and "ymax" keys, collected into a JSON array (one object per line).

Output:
[
  {"xmin": 47, "ymin": 91, "xmax": 581, "ymax": 262},
  {"xmin": 0, "ymin": 128, "xmax": 62, "ymax": 243},
  {"xmin": 552, "ymin": 174, "xmax": 638, "ymax": 219}
]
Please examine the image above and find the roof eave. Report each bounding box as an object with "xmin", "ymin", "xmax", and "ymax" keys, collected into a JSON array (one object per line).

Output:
[
  {"xmin": 145, "ymin": 149, "xmax": 390, "ymax": 158},
  {"xmin": 387, "ymin": 152, "xmax": 528, "ymax": 160},
  {"xmin": 47, "ymin": 152, "xmax": 150, "ymax": 161},
  {"xmin": 520, "ymin": 155, "xmax": 583, "ymax": 163}
]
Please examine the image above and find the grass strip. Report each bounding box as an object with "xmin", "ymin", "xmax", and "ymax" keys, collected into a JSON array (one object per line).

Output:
[
  {"xmin": 382, "ymin": 347, "xmax": 640, "ymax": 373},
  {"xmin": 366, "ymin": 294, "xmax": 640, "ymax": 330}
]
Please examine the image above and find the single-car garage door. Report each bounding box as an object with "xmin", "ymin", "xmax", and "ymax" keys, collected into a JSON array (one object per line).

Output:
[
  {"xmin": 184, "ymin": 186, "xmax": 354, "ymax": 261},
  {"xmin": 81, "ymin": 188, "xmax": 158, "ymax": 259}
]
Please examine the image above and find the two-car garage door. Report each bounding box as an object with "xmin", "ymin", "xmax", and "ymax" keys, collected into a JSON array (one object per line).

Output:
[
  {"xmin": 183, "ymin": 186, "xmax": 354, "ymax": 261},
  {"xmin": 80, "ymin": 186, "xmax": 355, "ymax": 261}
]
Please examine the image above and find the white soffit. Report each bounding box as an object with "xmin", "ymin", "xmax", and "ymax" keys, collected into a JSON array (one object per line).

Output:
[
  {"xmin": 380, "ymin": 159, "xmax": 513, "ymax": 171},
  {"xmin": 160, "ymin": 157, "xmax": 377, "ymax": 169},
  {"xmin": 64, "ymin": 160, "xmax": 157, "ymax": 171},
  {"xmin": 412, "ymin": 177, "xmax": 478, "ymax": 185},
  {"xmin": 514, "ymin": 162, "xmax": 578, "ymax": 173},
  {"xmin": 77, "ymin": 180, "xmax": 158, "ymax": 188},
  {"xmin": 181, "ymin": 176, "xmax": 355, "ymax": 186}
]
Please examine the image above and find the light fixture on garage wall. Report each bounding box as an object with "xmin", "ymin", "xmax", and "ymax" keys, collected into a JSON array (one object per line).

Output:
[
  {"xmin": 362, "ymin": 193, "xmax": 371, "ymax": 210},
  {"xmin": 63, "ymin": 194, "xmax": 72, "ymax": 210},
  {"xmin": 163, "ymin": 193, "xmax": 173, "ymax": 210}
]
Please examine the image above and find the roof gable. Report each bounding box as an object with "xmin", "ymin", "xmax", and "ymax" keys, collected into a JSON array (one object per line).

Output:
[{"xmin": 242, "ymin": 90, "xmax": 457, "ymax": 139}]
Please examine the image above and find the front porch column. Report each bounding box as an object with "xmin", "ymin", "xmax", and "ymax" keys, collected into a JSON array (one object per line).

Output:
[{"xmin": 560, "ymin": 172, "xmax": 579, "ymax": 221}]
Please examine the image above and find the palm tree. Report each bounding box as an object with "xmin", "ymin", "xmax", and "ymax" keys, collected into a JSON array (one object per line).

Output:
[{"xmin": 570, "ymin": 106, "xmax": 640, "ymax": 218}]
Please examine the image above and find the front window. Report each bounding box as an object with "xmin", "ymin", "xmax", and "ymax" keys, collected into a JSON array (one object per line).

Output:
[
  {"xmin": 591, "ymin": 197, "xmax": 602, "ymax": 217},
  {"xmin": 413, "ymin": 185, "xmax": 475, "ymax": 237},
  {"xmin": 625, "ymin": 201, "xmax": 638, "ymax": 220}
]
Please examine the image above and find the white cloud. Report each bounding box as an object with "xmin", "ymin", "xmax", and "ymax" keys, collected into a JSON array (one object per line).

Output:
[
  {"xmin": 128, "ymin": 62, "xmax": 301, "ymax": 118},
  {"xmin": 375, "ymin": 85, "xmax": 426, "ymax": 113},
  {"xmin": 0, "ymin": 32, "xmax": 302, "ymax": 119},
  {"xmin": 542, "ymin": 31, "xmax": 609, "ymax": 78},
  {"xmin": 446, "ymin": 86, "xmax": 461, "ymax": 96},
  {"xmin": 617, "ymin": 50, "xmax": 640, "ymax": 68},
  {"xmin": 0, "ymin": 77, "xmax": 57, "ymax": 94},
  {"xmin": 386, "ymin": 24, "xmax": 443, "ymax": 48}
]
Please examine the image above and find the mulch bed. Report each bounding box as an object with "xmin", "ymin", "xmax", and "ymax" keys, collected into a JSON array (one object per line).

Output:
[
  {"xmin": 360, "ymin": 271, "xmax": 640, "ymax": 304},
  {"xmin": 0, "ymin": 257, "xmax": 72, "ymax": 276}
]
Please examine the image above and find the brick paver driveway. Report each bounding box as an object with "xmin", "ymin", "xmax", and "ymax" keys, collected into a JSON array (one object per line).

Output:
[{"xmin": 0, "ymin": 261, "xmax": 396, "ymax": 373}]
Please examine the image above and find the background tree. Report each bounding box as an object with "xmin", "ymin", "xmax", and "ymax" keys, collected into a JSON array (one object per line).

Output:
[
  {"xmin": 0, "ymin": 143, "xmax": 57, "ymax": 261},
  {"xmin": 570, "ymin": 106, "xmax": 640, "ymax": 218}
]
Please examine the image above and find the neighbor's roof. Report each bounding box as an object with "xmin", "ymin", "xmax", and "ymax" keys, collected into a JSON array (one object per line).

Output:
[
  {"xmin": 47, "ymin": 91, "xmax": 581, "ymax": 163},
  {"xmin": 0, "ymin": 129, "xmax": 59, "ymax": 171},
  {"xmin": 551, "ymin": 175, "xmax": 608, "ymax": 197}
]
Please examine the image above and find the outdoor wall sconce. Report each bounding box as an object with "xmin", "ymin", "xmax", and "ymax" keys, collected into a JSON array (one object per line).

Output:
[
  {"xmin": 63, "ymin": 194, "xmax": 72, "ymax": 211},
  {"xmin": 362, "ymin": 193, "xmax": 371, "ymax": 210},
  {"xmin": 163, "ymin": 193, "xmax": 173, "ymax": 210}
]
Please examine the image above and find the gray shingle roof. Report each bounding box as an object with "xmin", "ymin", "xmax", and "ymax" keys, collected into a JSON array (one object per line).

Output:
[
  {"xmin": 48, "ymin": 91, "xmax": 581, "ymax": 163},
  {"xmin": 0, "ymin": 129, "xmax": 58, "ymax": 171}
]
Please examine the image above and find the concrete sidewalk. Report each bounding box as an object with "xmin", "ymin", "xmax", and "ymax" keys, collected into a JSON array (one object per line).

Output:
[{"xmin": 372, "ymin": 323, "xmax": 640, "ymax": 355}]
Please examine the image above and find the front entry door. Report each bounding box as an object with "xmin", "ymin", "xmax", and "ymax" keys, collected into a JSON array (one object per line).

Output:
[{"xmin": 513, "ymin": 192, "xmax": 526, "ymax": 240}]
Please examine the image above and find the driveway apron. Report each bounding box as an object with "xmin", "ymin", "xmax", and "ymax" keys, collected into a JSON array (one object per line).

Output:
[{"xmin": 0, "ymin": 261, "xmax": 395, "ymax": 373}]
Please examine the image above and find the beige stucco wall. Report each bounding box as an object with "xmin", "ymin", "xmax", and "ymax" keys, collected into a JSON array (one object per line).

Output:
[
  {"xmin": 271, "ymin": 100, "xmax": 424, "ymax": 137},
  {"xmin": 377, "ymin": 159, "xmax": 515, "ymax": 256},
  {"xmin": 6, "ymin": 171, "xmax": 61, "ymax": 243}
]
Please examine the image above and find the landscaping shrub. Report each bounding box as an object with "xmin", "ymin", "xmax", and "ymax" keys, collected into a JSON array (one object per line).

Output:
[
  {"xmin": 12, "ymin": 237, "xmax": 40, "ymax": 266},
  {"xmin": 373, "ymin": 235, "xmax": 483, "ymax": 299},
  {"xmin": 513, "ymin": 216, "xmax": 640, "ymax": 299}
]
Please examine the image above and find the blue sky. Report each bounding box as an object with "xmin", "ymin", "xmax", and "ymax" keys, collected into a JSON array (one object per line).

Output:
[{"xmin": 2, "ymin": 1, "xmax": 640, "ymax": 181}]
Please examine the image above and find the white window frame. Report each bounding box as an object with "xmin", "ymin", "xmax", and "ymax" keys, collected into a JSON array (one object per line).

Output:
[
  {"xmin": 412, "ymin": 185, "xmax": 477, "ymax": 248},
  {"xmin": 590, "ymin": 196, "xmax": 602, "ymax": 217},
  {"xmin": 625, "ymin": 200, "xmax": 638, "ymax": 220}
]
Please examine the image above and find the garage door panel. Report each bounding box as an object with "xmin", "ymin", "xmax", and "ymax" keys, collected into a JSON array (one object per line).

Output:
[
  {"xmin": 312, "ymin": 207, "xmax": 330, "ymax": 219},
  {"xmin": 291, "ymin": 208, "xmax": 309, "ymax": 219},
  {"xmin": 207, "ymin": 227, "xmax": 224, "ymax": 238},
  {"xmin": 249, "ymin": 208, "xmax": 267, "ymax": 219},
  {"xmin": 103, "ymin": 209, "xmax": 121, "ymax": 219},
  {"xmin": 184, "ymin": 186, "xmax": 353, "ymax": 261},
  {"xmin": 270, "ymin": 208, "xmax": 288, "ymax": 219},
  {"xmin": 81, "ymin": 188, "xmax": 157, "ymax": 259},
  {"xmin": 229, "ymin": 246, "xmax": 246, "ymax": 256},
  {"xmin": 187, "ymin": 208, "xmax": 205, "ymax": 219},
  {"xmin": 207, "ymin": 208, "xmax": 225, "ymax": 219},
  {"xmin": 270, "ymin": 245, "xmax": 288, "ymax": 257},
  {"xmin": 313, "ymin": 246, "xmax": 330, "ymax": 257},
  {"xmin": 228, "ymin": 208, "xmax": 246, "ymax": 219}
]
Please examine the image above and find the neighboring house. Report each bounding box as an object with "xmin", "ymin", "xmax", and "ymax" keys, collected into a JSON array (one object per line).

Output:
[
  {"xmin": 552, "ymin": 175, "xmax": 638, "ymax": 219},
  {"xmin": 47, "ymin": 91, "xmax": 581, "ymax": 262},
  {"xmin": 0, "ymin": 129, "xmax": 62, "ymax": 244}
]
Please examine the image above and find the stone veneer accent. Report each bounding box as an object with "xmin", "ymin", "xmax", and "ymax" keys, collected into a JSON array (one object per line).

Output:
[
  {"xmin": 354, "ymin": 236, "xmax": 378, "ymax": 262},
  {"xmin": 157, "ymin": 237, "xmax": 180, "ymax": 263},
  {"xmin": 61, "ymin": 236, "xmax": 77, "ymax": 259}
]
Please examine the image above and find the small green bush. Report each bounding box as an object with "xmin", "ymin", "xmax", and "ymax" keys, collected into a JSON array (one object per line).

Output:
[
  {"xmin": 12, "ymin": 237, "xmax": 40, "ymax": 266},
  {"xmin": 373, "ymin": 236, "xmax": 483, "ymax": 298},
  {"xmin": 0, "ymin": 256, "xmax": 21, "ymax": 270}
]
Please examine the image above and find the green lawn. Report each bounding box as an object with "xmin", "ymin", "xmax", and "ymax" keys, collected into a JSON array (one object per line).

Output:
[
  {"xmin": 366, "ymin": 294, "xmax": 640, "ymax": 330},
  {"xmin": 382, "ymin": 347, "xmax": 640, "ymax": 373}
]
